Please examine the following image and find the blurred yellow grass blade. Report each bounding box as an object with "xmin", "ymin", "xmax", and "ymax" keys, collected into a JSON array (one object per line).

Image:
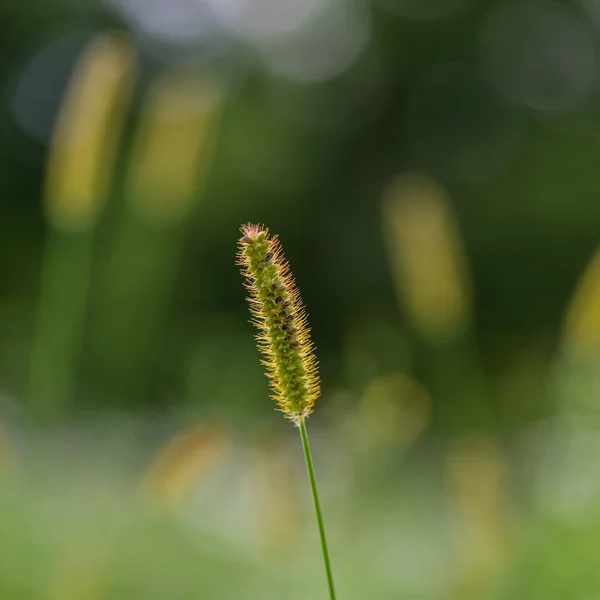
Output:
[
  {"xmin": 44, "ymin": 33, "xmax": 136, "ymax": 231},
  {"xmin": 563, "ymin": 247, "xmax": 600, "ymax": 357},
  {"xmin": 140, "ymin": 421, "xmax": 230, "ymax": 509},
  {"xmin": 29, "ymin": 33, "xmax": 136, "ymax": 417},
  {"xmin": 381, "ymin": 173, "xmax": 473, "ymax": 344},
  {"xmin": 125, "ymin": 70, "xmax": 221, "ymax": 225},
  {"xmin": 445, "ymin": 435, "xmax": 509, "ymax": 599}
]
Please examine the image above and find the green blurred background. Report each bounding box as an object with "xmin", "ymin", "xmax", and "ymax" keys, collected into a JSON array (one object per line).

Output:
[{"xmin": 2, "ymin": 0, "xmax": 600, "ymax": 597}]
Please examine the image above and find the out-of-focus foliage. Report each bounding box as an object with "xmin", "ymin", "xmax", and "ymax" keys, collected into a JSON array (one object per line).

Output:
[{"xmin": 2, "ymin": 0, "xmax": 600, "ymax": 597}]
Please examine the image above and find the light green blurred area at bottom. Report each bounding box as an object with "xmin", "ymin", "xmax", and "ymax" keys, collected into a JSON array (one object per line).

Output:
[{"xmin": 0, "ymin": 417, "xmax": 599, "ymax": 600}]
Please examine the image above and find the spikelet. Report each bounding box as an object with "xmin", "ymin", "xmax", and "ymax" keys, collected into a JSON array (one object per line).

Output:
[{"xmin": 237, "ymin": 223, "xmax": 320, "ymax": 424}]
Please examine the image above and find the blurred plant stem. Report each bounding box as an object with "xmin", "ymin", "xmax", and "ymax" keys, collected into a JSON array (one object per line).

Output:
[
  {"xmin": 29, "ymin": 231, "xmax": 95, "ymax": 417},
  {"xmin": 445, "ymin": 435, "xmax": 509, "ymax": 600},
  {"xmin": 299, "ymin": 418, "xmax": 336, "ymax": 600},
  {"xmin": 90, "ymin": 70, "xmax": 220, "ymax": 404}
]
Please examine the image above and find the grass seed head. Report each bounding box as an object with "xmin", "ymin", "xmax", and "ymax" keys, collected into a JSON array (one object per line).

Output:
[{"xmin": 237, "ymin": 223, "xmax": 320, "ymax": 424}]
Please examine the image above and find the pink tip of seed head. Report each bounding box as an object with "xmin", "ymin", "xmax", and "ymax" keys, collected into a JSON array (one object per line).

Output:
[{"xmin": 240, "ymin": 223, "xmax": 267, "ymax": 244}]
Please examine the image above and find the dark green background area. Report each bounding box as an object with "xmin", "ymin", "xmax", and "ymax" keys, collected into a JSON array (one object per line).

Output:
[{"xmin": 1, "ymin": 0, "xmax": 598, "ymax": 425}]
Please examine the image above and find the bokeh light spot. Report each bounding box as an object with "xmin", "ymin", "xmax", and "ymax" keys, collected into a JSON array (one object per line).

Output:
[
  {"xmin": 12, "ymin": 32, "xmax": 95, "ymax": 144},
  {"xmin": 253, "ymin": 0, "xmax": 370, "ymax": 82},
  {"xmin": 208, "ymin": 0, "xmax": 323, "ymax": 40},
  {"xmin": 377, "ymin": 0, "xmax": 472, "ymax": 21},
  {"xmin": 361, "ymin": 373, "xmax": 431, "ymax": 444},
  {"xmin": 479, "ymin": 0, "xmax": 596, "ymax": 111},
  {"xmin": 106, "ymin": 0, "xmax": 229, "ymax": 60}
]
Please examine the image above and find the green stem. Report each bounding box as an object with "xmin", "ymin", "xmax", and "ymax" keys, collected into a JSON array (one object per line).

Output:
[{"xmin": 298, "ymin": 418, "xmax": 336, "ymax": 600}]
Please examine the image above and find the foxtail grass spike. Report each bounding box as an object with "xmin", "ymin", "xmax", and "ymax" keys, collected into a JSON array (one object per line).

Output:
[
  {"xmin": 237, "ymin": 223, "xmax": 336, "ymax": 599},
  {"xmin": 237, "ymin": 223, "xmax": 320, "ymax": 424}
]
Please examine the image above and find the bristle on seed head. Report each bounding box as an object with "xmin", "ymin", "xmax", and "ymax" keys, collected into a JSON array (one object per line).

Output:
[{"xmin": 237, "ymin": 223, "xmax": 319, "ymax": 424}]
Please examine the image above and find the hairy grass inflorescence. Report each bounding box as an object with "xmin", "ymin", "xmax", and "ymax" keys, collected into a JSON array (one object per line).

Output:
[
  {"xmin": 237, "ymin": 223, "xmax": 336, "ymax": 599},
  {"xmin": 237, "ymin": 223, "xmax": 320, "ymax": 424}
]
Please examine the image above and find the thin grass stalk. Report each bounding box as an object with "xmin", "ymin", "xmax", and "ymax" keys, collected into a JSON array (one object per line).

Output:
[{"xmin": 299, "ymin": 417, "xmax": 336, "ymax": 600}]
